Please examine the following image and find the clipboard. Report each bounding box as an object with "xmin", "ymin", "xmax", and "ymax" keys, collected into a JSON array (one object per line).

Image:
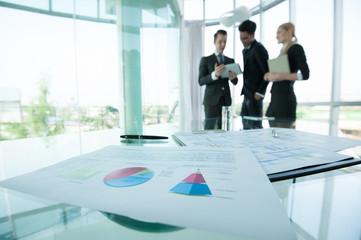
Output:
[
  {"xmin": 267, "ymin": 54, "xmax": 290, "ymax": 73},
  {"xmin": 221, "ymin": 63, "xmax": 242, "ymax": 78}
]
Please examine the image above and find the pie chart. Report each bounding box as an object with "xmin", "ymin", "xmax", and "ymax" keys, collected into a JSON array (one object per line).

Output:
[{"xmin": 103, "ymin": 167, "xmax": 154, "ymax": 187}]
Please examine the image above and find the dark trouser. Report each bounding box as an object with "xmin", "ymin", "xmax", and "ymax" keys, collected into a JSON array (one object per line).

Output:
[
  {"xmin": 204, "ymin": 96, "xmax": 226, "ymax": 130},
  {"xmin": 241, "ymin": 97, "xmax": 263, "ymax": 130},
  {"xmin": 269, "ymin": 120, "xmax": 296, "ymax": 129}
]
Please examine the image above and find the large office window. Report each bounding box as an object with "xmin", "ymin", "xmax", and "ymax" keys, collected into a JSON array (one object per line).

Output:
[
  {"xmin": 0, "ymin": 1, "xmax": 180, "ymax": 179},
  {"xmin": 263, "ymin": 1, "xmax": 289, "ymax": 59},
  {"xmin": 205, "ymin": 0, "xmax": 234, "ymax": 20},
  {"xmin": 294, "ymin": 0, "xmax": 333, "ymax": 102},
  {"xmin": 338, "ymin": 0, "xmax": 361, "ymax": 140},
  {"xmin": 341, "ymin": 0, "xmax": 361, "ymax": 101},
  {"xmin": 288, "ymin": 0, "xmax": 334, "ymax": 135},
  {"xmin": 0, "ymin": 4, "xmax": 120, "ymax": 179},
  {"xmin": 236, "ymin": 0, "xmax": 259, "ymax": 10},
  {"xmin": 294, "ymin": 0, "xmax": 360, "ymax": 140},
  {"xmin": 141, "ymin": 27, "xmax": 180, "ymax": 131},
  {"xmin": 4, "ymin": 0, "xmax": 48, "ymax": 9},
  {"xmin": 0, "ymin": 7, "xmax": 119, "ymax": 142},
  {"xmin": 183, "ymin": 0, "xmax": 203, "ymax": 21}
]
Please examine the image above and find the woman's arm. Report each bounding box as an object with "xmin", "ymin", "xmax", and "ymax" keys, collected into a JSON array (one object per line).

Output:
[
  {"xmin": 264, "ymin": 44, "xmax": 309, "ymax": 82},
  {"xmin": 264, "ymin": 72, "xmax": 298, "ymax": 82}
]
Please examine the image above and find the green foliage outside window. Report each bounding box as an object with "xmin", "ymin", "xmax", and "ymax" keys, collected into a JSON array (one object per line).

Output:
[{"xmin": 0, "ymin": 78, "xmax": 120, "ymax": 141}]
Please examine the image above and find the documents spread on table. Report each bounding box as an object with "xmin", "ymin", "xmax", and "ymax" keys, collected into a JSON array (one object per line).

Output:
[
  {"xmin": 172, "ymin": 128, "xmax": 361, "ymax": 174},
  {"xmin": 265, "ymin": 128, "xmax": 361, "ymax": 151},
  {"xmin": 0, "ymin": 146, "xmax": 297, "ymax": 240}
]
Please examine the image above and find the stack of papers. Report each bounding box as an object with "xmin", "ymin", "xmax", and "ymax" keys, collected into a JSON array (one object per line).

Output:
[
  {"xmin": 172, "ymin": 128, "xmax": 361, "ymax": 174},
  {"xmin": 0, "ymin": 146, "xmax": 297, "ymax": 239},
  {"xmin": 3, "ymin": 129, "xmax": 358, "ymax": 238}
]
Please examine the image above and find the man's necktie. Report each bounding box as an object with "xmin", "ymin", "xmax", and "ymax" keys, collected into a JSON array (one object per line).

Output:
[
  {"xmin": 219, "ymin": 54, "xmax": 224, "ymax": 64},
  {"xmin": 243, "ymin": 48, "xmax": 249, "ymax": 62}
]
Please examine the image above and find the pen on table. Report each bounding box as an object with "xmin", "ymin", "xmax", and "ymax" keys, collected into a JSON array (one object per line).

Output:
[{"xmin": 120, "ymin": 135, "xmax": 168, "ymax": 140}]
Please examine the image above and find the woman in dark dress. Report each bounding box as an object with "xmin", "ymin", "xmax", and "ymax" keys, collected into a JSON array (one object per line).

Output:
[{"xmin": 264, "ymin": 22, "xmax": 309, "ymax": 129}]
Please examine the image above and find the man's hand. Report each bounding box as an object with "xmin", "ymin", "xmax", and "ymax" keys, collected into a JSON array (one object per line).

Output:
[
  {"xmin": 254, "ymin": 93, "xmax": 261, "ymax": 101},
  {"xmin": 228, "ymin": 71, "xmax": 237, "ymax": 80},
  {"xmin": 214, "ymin": 63, "xmax": 226, "ymax": 78}
]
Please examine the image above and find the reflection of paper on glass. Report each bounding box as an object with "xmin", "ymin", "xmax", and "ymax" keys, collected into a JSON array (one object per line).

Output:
[
  {"xmin": 267, "ymin": 54, "xmax": 290, "ymax": 73},
  {"xmin": 221, "ymin": 63, "xmax": 242, "ymax": 78},
  {"xmin": 0, "ymin": 146, "xmax": 297, "ymax": 240}
]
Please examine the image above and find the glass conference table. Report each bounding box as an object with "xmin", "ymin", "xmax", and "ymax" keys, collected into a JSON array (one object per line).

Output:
[{"xmin": 1, "ymin": 131, "xmax": 361, "ymax": 240}]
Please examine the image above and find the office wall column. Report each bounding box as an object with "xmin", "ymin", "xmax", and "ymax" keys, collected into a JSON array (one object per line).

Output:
[
  {"xmin": 289, "ymin": 0, "xmax": 296, "ymax": 23},
  {"xmin": 259, "ymin": 0, "xmax": 264, "ymax": 43},
  {"xmin": 116, "ymin": 0, "xmax": 143, "ymax": 135},
  {"xmin": 329, "ymin": 0, "xmax": 343, "ymax": 136}
]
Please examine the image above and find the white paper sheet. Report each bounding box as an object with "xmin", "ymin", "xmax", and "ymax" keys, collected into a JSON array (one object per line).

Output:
[
  {"xmin": 172, "ymin": 128, "xmax": 360, "ymax": 174},
  {"xmin": 0, "ymin": 146, "xmax": 296, "ymax": 240},
  {"xmin": 267, "ymin": 128, "xmax": 361, "ymax": 152}
]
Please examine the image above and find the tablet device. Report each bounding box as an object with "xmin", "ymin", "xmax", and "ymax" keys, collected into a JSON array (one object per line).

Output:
[{"xmin": 221, "ymin": 63, "xmax": 242, "ymax": 78}]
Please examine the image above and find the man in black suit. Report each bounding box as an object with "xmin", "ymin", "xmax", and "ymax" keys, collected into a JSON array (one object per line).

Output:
[
  {"xmin": 198, "ymin": 30, "xmax": 238, "ymax": 130},
  {"xmin": 239, "ymin": 20, "xmax": 269, "ymax": 129}
]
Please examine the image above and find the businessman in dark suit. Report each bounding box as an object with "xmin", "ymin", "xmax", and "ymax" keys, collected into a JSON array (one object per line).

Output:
[
  {"xmin": 199, "ymin": 30, "xmax": 238, "ymax": 130},
  {"xmin": 238, "ymin": 20, "xmax": 269, "ymax": 129}
]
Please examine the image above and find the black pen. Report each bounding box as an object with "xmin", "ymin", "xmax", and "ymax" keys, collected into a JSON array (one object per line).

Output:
[{"xmin": 120, "ymin": 135, "xmax": 168, "ymax": 140}]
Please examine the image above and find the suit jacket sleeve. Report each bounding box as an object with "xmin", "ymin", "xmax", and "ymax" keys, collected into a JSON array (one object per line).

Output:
[
  {"xmin": 198, "ymin": 57, "xmax": 214, "ymax": 86},
  {"xmin": 253, "ymin": 44, "xmax": 269, "ymax": 95},
  {"xmin": 290, "ymin": 44, "xmax": 310, "ymax": 80}
]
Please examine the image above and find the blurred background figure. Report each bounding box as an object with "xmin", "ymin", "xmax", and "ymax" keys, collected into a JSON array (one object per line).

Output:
[
  {"xmin": 198, "ymin": 30, "xmax": 238, "ymax": 130},
  {"xmin": 264, "ymin": 22, "xmax": 310, "ymax": 129},
  {"xmin": 239, "ymin": 20, "xmax": 269, "ymax": 130}
]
